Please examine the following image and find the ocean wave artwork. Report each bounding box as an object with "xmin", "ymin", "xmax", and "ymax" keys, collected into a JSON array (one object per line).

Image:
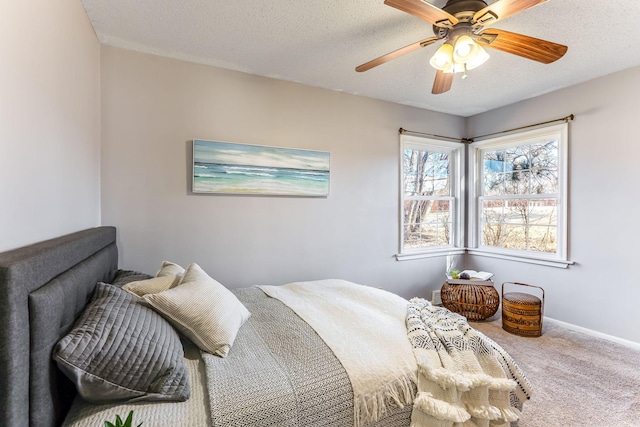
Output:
[{"xmin": 193, "ymin": 139, "xmax": 330, "ymax": 196}]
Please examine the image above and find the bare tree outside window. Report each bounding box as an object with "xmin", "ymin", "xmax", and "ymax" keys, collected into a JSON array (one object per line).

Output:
[
  {"xmin": 403, "ymin": 147, "xmax": 453, "ymax": 250},
  {"xmin": 480, "ymin": 140, "xmax": 559, "ymax": 254}
]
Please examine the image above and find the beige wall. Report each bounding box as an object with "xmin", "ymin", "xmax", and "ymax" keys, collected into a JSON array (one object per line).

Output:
[
  {"xmin": 100, "ymin": 46, "xmax": 465, "ymax": 299},
  {"xmin": 0, "ymin": 1, "xmax": 101, "ymax": 251},
  {"xmin": 466, "ymin": 66, "xmax": 640, "ymax": 343}
]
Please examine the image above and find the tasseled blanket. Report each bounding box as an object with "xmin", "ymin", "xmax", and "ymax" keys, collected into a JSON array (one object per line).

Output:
[{"xmin": 407, "ymin": 298, "xmax": 525, "ymax": 427}]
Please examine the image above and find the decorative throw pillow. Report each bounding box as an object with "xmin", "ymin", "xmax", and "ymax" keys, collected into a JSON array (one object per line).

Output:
[
  {"xmin": 53, "ymin": 283, "xmax": 190, "ymax": 403},
  {"xmin": 156, "ymin": 260, "xmax": 185, "ymax": 279},
  {"xmin": 123, "ymin": 261, "xmax": 185, "ymax": 297},
  {"xmin": 123, "ymin": 275, "xmax": 178, "ymax": 297},
  {"xmin": 143, "ymin": 263, "xmax": 250, "ymax": 357}
]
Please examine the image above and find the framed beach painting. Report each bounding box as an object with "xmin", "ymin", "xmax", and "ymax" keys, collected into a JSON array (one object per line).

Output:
[{"xmin": 192, "ymin": 139, "xmax": 330, "ymax": 197}]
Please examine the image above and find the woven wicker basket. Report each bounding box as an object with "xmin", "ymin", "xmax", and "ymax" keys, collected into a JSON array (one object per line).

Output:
[
  {"xmin": 441, "ymin": 282, "xmax": 500, "ymax": 321},
  {"xmin": 502, "ymin": 282, "xmax": 544, "ymax": 337}
]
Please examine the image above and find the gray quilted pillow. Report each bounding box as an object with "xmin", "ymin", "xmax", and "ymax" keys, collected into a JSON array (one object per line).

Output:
[{"xmin": 53, "ymin": 282, "xmax": 190, "ymax": 402}]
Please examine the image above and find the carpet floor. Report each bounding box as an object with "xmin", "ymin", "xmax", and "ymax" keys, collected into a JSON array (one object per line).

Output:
[{"xmin": 471, "ymin": 316, "xmax": 640, "ymax": 427}]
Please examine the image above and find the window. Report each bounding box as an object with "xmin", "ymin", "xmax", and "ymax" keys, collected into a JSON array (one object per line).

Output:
[
  {"xmin": 398, "ymin": 135, "xmax": 464, "ymax": 260},
  {"xmin": 469, "ymin": 123, "xmax": 569, "ymax": 266}
]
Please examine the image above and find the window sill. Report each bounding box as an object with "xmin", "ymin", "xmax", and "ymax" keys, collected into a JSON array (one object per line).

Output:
[
  {"xmin": 467, "ymin": 248, "xmax": 574, "ymax": 268},
  {"xmin": 395, "ymin": 248, "xmax": 466, "ymax": 261}
]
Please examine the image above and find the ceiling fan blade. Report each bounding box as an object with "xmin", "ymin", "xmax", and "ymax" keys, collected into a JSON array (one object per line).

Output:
[
  {"xmin": 432, "ymin": 70, "xmax": 454, "ymax": 94},
  {"xmin": 356, "ymin": 37, "xmax": 440, "ymax": 72},
  {"xmin": 384, "ymin": 0, "xmax": 458, "ymax": 28},
  {"xmin": 473, "ymin": 0, "xmax": 548, "ymax": 26},
  {"xmin": 476, "ymin": 28, "xmax": 567, "ymax": 64}
]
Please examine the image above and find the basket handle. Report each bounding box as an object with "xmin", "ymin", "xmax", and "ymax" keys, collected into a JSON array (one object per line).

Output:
[{"xmin": 502, "ymin": 282, "xmax": 545, "ymax": 316}]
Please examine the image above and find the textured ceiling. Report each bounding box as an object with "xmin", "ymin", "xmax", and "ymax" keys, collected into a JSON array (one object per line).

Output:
[{"xmin": 81, "ymin": 0, "xmax": 640, "ymax": 117}]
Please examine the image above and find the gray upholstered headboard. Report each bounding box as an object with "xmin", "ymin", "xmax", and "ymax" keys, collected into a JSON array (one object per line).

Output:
[{"xmin": 0, "ymin": 227, "xmax": 119, "ymax": 427}]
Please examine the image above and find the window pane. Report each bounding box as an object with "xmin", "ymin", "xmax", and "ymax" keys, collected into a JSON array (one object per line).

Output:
[
  {"xmin": 483, "ymin": 150, "xmax": 509, "ymax": 173},
  {"xmin": 504, "ymin": 170, "xmax": 530, "ymax": 195},
  {"xmin": 530, "ymin": 140, "xmax": 558, "ymax": 194},
  {"xmin": 481, "ymin": 199, "xmax": 503, "ymax": 247},
  {"xmin": 483, "ymin": 150, "xmax": 506, "ymax": 196},
  {"xmin": 528, "ymin": 226, "xmax": 557, "ymax": 253},
  {"xmin": 530, "ymin": 168, "xmax": 558, "ymax": 194},
  {"xmin": 437, "ymin": 221, "xmax": 452, "ymax": 246},
  {"xmin": 403, "ymin": 149, "xmax": 450, "ymax": 197},
  {"xmin": 403, "ymin": 226, "xmax": 421, "ymax": 249},
  {"xmin": 504, "ymin": 199, "xmax": 528, "ymax": 225},
  {"xmin": 403, "ymin": 199, "xmax": 451, "ymax": 249},
  {"xmin": 505, "ymin": 145, "xmax": 530, "ymax": 171},
  {"xmin": 482, "ymin": 199, "xmax": 503, "ymax": 222},
  {"xmin": 426, "ymin": 153, "xmax": 450, "ymax": 196},
  {"xmin": 502, "ymin": 225, "xmax": 527, "ymax": 250},
  {"xmin": 482, "ymin": 222, "xmax": 504, "ymax": 247},
  {"xmin": 486, "ymin": 141, "xmax": 560, "ymax": 197},
  {"xmin": 484, "ymin": 171, "xmax": 505, "ymax": 196},
  {"xmin": 531, "ymin": 140, "xmax": 558, "ymax": 170},
  {"xmin": 481, "ymin": 197, "xmax": 559, "ymax": 254},
  {"xmin": 404, "ymin": 199, "xmax": 423, "ymax": 225},
  {"xmin": 529, "ymin": 199, "xmax": 558, "ymax": 226},
  {"xmin": 403, "ymin": 149, "xmax": 419, "ymax": 195}
]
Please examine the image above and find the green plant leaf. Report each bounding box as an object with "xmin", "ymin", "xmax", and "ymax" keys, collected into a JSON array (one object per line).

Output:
[
  {"xmin": 104, "ymin": 411, "xmax": 141, "ymax": 427},
  {"xmin": 124, "ymin": 411, "xmax": 134, "ymax": 427}
]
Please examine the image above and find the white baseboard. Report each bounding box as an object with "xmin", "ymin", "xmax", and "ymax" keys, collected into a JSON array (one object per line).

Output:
[{"xmin": 545, "ymin": 316, "xmax": 640, "ymax": 351}]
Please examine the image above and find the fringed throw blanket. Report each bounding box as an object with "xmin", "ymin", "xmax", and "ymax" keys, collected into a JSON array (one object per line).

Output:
[
  {"xmin": 407, "ymin": 298, "xmax": 530, "ymax": 427},
  {"xmin": 259, "ymin": 280, "xmax": 418, "ymax": 427}
]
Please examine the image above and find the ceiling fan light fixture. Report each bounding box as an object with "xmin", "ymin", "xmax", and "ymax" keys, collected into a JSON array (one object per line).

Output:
[
  {"xmin": 429, "ymin": 43, "xmax": 454, "ymax": 71},
  {"xmin": 464, "ymin": 44, "xmax": 490, "ymax": 70},
  {"xmin": 358, "ymin": 0, "xmax": 568, "ymax": 95},
  {"xmin": 453, "ymin": 35, "xmax": 479, "ymax": 63},
  {"xmin": 443, "ymin": 63, "xmax": 465, "ymax": 74}
]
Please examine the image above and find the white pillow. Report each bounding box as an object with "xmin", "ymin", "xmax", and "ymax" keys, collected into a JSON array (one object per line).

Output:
[
  {"xmin": 142, "ymin": 263, "xmax": 250, "ymax": 357},
  {"xmin": 156, "ymin": 261, "xmax": 185, "ymax": 279},
  {"xmin": 122, "ymin": 261, "xmax": 185, "ymax": 297},
  {"xmin": 122, "ymin": 275, "xmax": 178, "ymax": 297}
]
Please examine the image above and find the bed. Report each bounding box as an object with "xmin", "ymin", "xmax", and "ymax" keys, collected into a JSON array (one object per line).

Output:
[{"xmin": 0, "ymin": 227, "xmax": 531, "ymax": 427}]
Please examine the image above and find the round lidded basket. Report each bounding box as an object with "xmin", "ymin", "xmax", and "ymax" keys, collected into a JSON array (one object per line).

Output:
[
  {"xmin": 502, "ymin": 282, "xmax": 545, "ymax": 337},
  {"xmin": 441, "ymin": 282, "xmax": 500, "ymax": 321}
]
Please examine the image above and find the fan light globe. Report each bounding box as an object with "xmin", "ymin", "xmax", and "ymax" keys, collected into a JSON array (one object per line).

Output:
[
  {"xmin": 453, "ymin": 35, "xmax": 479, "ymax": 63},
  {"xmin": 429, "ymin": 43, "xmax": 454, "ymax": 71},
  {"xmin": 444, "ymin": 63, "xmax": 465, "ymax": 74},
  {"xmin": 465, "ymin": 44, "xmax": 490, "ymax": 70}
]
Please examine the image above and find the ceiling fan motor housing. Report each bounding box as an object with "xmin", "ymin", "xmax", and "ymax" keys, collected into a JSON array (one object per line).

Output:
[
  {"xmin": 443, "ymin": 0, "xmax": 488, "ymax": 16},
  {"xmin": 433, "ymin": 0, "xmax": 488, "ymax": 36}
]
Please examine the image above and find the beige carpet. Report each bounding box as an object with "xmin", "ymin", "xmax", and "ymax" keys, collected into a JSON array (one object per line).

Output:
[{"xmin": 471, "ymin": 316, "xmax": 640, "ymax": 427}]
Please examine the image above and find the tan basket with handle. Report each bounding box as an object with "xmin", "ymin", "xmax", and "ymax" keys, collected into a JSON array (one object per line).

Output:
[{"xmin": 502, "ymin": 282, "xmax": 545, "ymax": 337}]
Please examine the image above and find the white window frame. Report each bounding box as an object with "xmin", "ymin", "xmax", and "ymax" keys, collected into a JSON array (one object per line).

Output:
[
  {"xmin": 396, "ymin": 134, "xmax": 465, "ymax": 261},
  {"xmin": 468, "ymin": 122, "xmax": 572, "ymax": 268}
]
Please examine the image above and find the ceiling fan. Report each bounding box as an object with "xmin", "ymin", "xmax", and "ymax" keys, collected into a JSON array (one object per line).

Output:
[{"xmin": 356, "ymin": 0, "xmax": 568, "ymax": 94}]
